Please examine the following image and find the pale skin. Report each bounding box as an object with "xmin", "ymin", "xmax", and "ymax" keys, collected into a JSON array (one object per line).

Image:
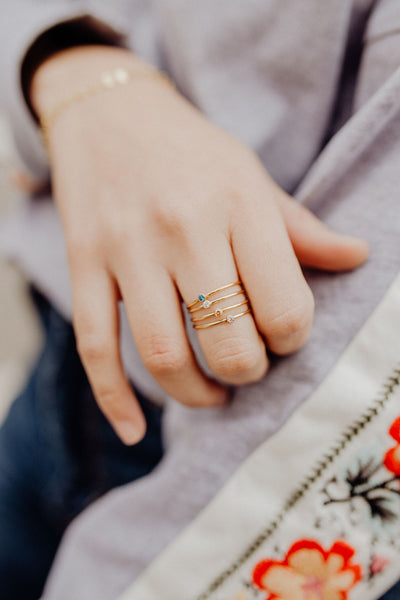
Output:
[{"xmin": 30, "ymin": 45, "xmax": 369, "ymax": 445}]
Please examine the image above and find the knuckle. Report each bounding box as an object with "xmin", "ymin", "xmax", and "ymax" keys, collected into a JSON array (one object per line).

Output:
[
  {"xmin": 267, "ymin": 293, "xmax": 314, "ymax": 338},
  {"xmin": 105, "ymin": 214, "xmax": 131, "ymax": 249},
  {"xmin": 141, "ymin": 335, "xmax": 188, "ymax": 376},
  {"xmin": 76, "ymin": 332, "xmax": 109, "ymax": 364},
  {"xmin": 67, "ymin": 234, "xmax": 99, "ymax": 264},
  {"xmin": 67, "ymin": 217, "xmax": 126, "ymax": 263},
  {"xmin": 96, "ymin": 385, "xmax": 121, "ymax": 411},
  {"xmin": 152, "ymin": 196, "xmax": 195, "ymax": 240},
  {"xmin": 208, "ymin": 337, "xmax": 261, "ymax": 379}
]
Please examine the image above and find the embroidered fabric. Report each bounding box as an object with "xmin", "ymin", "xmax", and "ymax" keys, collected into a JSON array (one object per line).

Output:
[{"xmin": 120, "ymin": 275, "xmax": 400, "ymax": 600}]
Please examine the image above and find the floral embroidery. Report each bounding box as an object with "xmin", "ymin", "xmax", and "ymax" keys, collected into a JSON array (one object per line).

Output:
[
  {"xmin": 253, "ymin": 539, "xmax": 361, "ymax": 600},
  {"xmin": 225, "ymin": 414, "xmax": 400, "ymax": 600},
  {"xmin": 369, "ymin": 555, "xmax": 390, "ymax": 577},
  {"xmin": 384, "ymin": 417, "xmax": 400, "ymax": 476},
  {"xmin": 195, "ymin": 366, "xmax": 400, "ymax": 600},
  {"xmin": 322, "ymin": 415, "xmax": 400, "ymax": 523}
]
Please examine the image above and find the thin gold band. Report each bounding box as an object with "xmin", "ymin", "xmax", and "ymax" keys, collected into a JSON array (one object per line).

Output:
[
  {"xmin": 193, "ymin": 308, "xmax": 252, "ymax": 329},
  {"xmin": 188, "ymin": 289, "xmax": 246, "ymax": 314},
  {"xmin": 191, "ymin": 300, "xmax": 249, "ymax": 323},
  {"xmin": 186, "ymin": 280, "xmax": 242, "ymax": 310}
]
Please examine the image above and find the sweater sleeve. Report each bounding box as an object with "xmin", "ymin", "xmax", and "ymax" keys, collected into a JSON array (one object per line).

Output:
[
  {"xmin": 0, "ymin": 1, "xmax": 130, "ymax": 179},
  {"xmin": 354, "ymin": 0, "xmax": 400, "ymax": 111}
]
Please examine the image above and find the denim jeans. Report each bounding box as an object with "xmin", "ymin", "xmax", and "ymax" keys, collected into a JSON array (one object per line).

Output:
[
  {"xmin": 382, "ymin": 583, "xmax": 400, "ymax": 600},
  {"xmin": 0, "ymin": 290, "xmax": 163, "ymax": 599}
]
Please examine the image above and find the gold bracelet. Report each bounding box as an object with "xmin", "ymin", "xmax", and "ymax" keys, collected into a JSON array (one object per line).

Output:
[{"xmin": 39, "ymin": 66, "xmax": 174, "ymax": 150}]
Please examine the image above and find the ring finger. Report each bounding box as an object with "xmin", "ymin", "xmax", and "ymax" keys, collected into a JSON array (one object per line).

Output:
[{"xmin": 175, "ymin": 237, "xmax": 269, "ymax": 385}]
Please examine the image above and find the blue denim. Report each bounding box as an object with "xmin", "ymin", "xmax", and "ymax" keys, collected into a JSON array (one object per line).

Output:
[
  {"xmin": 381, "ymin": 582, "xmax": 400, "ymax": 600},
  {"xmin": 0, "ymin": 290, "xmax": 163, "ymax": 600}
]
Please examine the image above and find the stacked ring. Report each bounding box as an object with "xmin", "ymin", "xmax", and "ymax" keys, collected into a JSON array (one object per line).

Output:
[{"xmin": 186, "ymin": 281, "xmax": 252, "ymax": 329}]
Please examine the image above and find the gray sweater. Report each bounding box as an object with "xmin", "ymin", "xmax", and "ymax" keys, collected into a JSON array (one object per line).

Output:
[{"xmin": 0, "ymin": 1, "xmax": 400, "ymax": 598}]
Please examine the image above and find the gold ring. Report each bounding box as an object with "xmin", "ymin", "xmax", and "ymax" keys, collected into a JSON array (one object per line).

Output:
[
  {"xmin": 188, "ymin": 289, "xmax": 246, "ymax": 313},
  {"xmin": 186, "ymin": 281, "xmax": 242, "ymax": 310},
  {"xmin": 193, "ymin": 308, "xmax": 252, "ymax": 329},
  {"xmin": 191, "ymin": 300, "xmax": 249, "ymax": 323},
  {"xmin": 186, "ymin": 280, "xmax": 252, "ymax": 329}
]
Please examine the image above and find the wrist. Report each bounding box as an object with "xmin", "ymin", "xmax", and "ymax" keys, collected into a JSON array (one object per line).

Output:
[{"xmin": 30, "ymin": 45, "xmax": 155, "ymax": 119}]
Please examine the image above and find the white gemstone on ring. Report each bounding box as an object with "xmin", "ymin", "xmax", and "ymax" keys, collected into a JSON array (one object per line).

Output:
[
  {"xmin": 226, "ymin": 315, "xmax": 234, "ymax": 324},
  {"xmin": 203, "ymin": 300, "xmax": 211, "ymax": 308}
]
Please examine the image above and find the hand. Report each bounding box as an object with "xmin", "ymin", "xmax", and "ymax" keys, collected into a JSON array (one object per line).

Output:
[{"xmin": 31, "ymin": 46, "xmax": 368, "ymax": 444}]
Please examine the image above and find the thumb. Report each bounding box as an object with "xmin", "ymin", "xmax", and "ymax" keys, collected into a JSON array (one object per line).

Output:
[{"xmin": 278, "ymin": 195, "xmax": 369, "ymax": 272}]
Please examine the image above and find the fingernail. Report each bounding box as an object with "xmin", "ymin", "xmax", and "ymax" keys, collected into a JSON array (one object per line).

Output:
[{"xmin": 114, "ymin": 420, "xmax": 144, "ymax": 445}]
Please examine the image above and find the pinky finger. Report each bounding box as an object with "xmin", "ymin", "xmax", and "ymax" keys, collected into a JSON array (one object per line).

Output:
[
  {"xmin": 72, "ymin": 268, "xmax": 146, "ymax": 445},
  {"xmin": 278, "ymin": 194, "xmax": 369, "ymax": 271}
]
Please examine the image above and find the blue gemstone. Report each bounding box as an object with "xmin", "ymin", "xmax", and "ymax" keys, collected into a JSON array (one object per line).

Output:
[{"xmin": 198, "ymin": 294, "xmax": 205, "ymax": 302}]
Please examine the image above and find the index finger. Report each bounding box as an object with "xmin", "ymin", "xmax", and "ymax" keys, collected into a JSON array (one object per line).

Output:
[{"xmin": 71, "ymin": 265, "xmax": 146, "ymax": 445}]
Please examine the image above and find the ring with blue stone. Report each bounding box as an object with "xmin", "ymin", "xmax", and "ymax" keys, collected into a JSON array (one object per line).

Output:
[
  {"xmin": 186, "ymin": 280, "xmax": 242, "ymax": 311},
  {"xmin": 186, "ymin": 280, "xmax": 251, "ymax": 328}
]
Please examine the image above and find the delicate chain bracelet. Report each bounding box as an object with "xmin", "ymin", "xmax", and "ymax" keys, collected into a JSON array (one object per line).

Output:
[{"xmin": 39, "ymin": 67, "xmax": 174, "ymax": 150}]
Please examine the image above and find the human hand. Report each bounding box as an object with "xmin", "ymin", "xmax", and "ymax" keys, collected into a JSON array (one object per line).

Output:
[{"xmin": 31, "ymin": 46, "xmax": 368, "ymax": 444}]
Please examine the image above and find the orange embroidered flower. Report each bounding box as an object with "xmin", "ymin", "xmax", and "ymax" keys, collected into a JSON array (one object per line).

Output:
[
  {"xmin": 384, "ymin": 416, "xmax": 400, "ymax": 476},
  {"xmin": 253, "ymin": 539, "xmax": 362, "ymax": 600}
]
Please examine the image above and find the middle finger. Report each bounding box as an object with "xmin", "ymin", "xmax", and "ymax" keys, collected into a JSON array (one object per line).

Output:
[{"xmin": 116, "ymin": 260, "xmax": 228, "ymax": 407}]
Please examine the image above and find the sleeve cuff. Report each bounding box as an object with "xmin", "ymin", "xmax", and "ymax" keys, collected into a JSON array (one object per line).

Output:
[{"xmin": 21, "ymin": 15, "xmax": 128, "ymax": 123}]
